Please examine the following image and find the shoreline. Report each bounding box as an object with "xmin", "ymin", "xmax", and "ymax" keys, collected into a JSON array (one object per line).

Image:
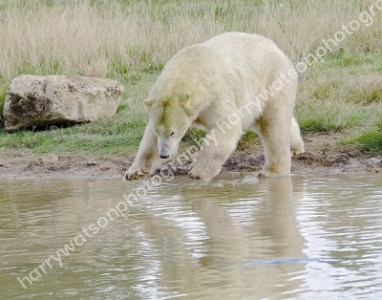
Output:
[{"xmin": 1, "ymin": 133, "xmax": 381, "ymax": 180}]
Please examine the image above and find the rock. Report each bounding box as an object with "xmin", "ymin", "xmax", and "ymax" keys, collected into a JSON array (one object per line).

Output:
[
  {"xmin": 87, "ymin": 160, "xmax": 97, "ymax": 166},
  {"xmin": 100, "ymin": 165, "xmax": 111, "ymax": 171},
  {"xmin": 346, "ymin": 151, "xmax": 360, "ymax": 158},
  {"xmin": 3, "ymin": 75, "xmax": 123, "ymax": 131},
  {"xmin": 39, "ymin": 153, "xmax": 59, "ymax": 165},
  {"xmin": 0, "ymin": 162, "xmax": 4, "ymax": 167}
]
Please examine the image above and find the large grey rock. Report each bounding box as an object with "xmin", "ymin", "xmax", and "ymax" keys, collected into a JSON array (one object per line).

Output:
[{"xmin": 3, "ymin": 75, "xmax": 123, "ymax": 131}]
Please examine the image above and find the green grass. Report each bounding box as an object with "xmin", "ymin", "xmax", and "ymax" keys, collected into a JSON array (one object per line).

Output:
[
  {"xmin": 345, "ymin": 122, "xmax": 382, "ymax": 153},
  {"xmin": 299, "ymin": 120, "xmax": 331, "ymax": 134},
  {"xmin": 237, "ymin": 130, "xmax": 259, "ymax": 148},
  {"xmin": 182, "ymin": 128, "xmax": 206, "ymax": 144},
  {"xmin": 0, "ymin": 118, "xmax": 146, "ymax": 154},
  {"xmin": 353, "ymin": 131, "xmax": 382, "ymax": 153}
]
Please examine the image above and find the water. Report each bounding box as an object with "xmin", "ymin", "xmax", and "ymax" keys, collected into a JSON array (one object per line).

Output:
[{"xmin": 1, "ymin": 173, "xmax": 382, "ymax": 299}]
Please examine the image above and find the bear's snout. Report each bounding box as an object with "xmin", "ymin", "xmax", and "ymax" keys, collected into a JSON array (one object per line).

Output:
[{"xmin": 158, "ymin": 142, "xmax": 171, "ymax": 159}]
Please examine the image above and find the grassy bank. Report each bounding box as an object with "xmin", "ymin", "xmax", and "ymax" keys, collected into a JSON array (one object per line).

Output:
[{"xmin": 0, "ymin": 0, "xmax": 382, "ymax": 154}]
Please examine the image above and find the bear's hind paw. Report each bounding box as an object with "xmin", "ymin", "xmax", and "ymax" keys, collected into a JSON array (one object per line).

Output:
[{"xmin": 291, "ymin": 148, "xmax": 305, "ymax": 157}]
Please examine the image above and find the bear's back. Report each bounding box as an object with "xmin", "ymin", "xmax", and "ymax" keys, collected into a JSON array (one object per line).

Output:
[{"xmin": 150, "ymin": 32, "xmax": 295, "ymax": 108}]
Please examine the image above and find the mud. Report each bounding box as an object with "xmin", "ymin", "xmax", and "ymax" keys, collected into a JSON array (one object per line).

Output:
[{"xmin": 0, "ymin": 133, "xmax": 381, "ymax": 179}]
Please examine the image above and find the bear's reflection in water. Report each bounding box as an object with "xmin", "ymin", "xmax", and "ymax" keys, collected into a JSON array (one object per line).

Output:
[{"xmin": 134, "ymin": 175, "xmax": 306, "ymax": 299}]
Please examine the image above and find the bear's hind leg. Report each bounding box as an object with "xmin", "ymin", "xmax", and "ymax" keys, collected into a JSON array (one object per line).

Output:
[
  {"xmin": 290, "ymin": 117, "xmax": 304, "ymax": 156},
  {"xmin": 124, "ymin": 121, "xmax": 162, "ymax": 181},
  {"xmin": 256, "ymin": 116, "xmax": 291, "ymax": 177}
]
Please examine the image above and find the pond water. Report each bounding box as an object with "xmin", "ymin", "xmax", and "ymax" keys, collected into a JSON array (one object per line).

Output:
[{"xmin": 1, "ymin": 173, "xmax": 382, "ymax": 299}]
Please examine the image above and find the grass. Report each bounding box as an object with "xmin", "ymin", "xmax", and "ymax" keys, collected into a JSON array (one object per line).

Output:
[
  {"xmin": 0, "ymin": 0, "xmax": 382, "ymax": 154},
  {"xmin": 296, "ymin": 52, "xmax": 382, "ymax": 141},
  {"xmin": 350, "ymin": 131, "xmax": 382, "ymax": 153},
  {"xmin": 344, "ymin": 122, "xmax": 382, "ymax": 153}
]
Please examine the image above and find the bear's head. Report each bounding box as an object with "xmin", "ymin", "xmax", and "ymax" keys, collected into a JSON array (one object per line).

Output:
[{"xmin": 145, "ymin": 94, "xmax": 193, "ymax": 159}]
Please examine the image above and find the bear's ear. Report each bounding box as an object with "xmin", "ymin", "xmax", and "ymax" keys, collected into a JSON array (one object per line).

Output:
[
  {"xmin": 179, "ymin": 93, "xmax": 192, "ymax": 114},
  {"xmin": 144, "ymin": 98, "xmax": 154, "ymax": 107},
  {"xmin": 179, "ymin": 93, "xmax": 193, "ymax": 116}
]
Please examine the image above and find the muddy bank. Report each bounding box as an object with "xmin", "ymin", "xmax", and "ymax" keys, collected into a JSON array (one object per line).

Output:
[{"xmin": 0, "ymin": 133, "xmax": 381, "ymax": 179}]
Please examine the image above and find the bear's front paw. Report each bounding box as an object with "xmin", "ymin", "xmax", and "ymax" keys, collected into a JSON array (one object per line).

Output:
[
  {"xmin": 123, "ymin": 168, "xmax": 149, "ymax": 181},
  {"xmin": 188, "ymin": 162, "xmax": 221, "ymax": 183},
  {"xmin": 188, "ymin": 169, "xmax": 201, "ymax": 181}
]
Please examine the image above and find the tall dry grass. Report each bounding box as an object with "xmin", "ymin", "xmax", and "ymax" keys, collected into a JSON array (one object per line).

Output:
[{"xmin": 0, "ymin": 0, "xmax": 381, "ymax": 80}]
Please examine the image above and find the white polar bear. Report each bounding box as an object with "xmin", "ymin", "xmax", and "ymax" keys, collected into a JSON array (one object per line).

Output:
[{"xmin": 124, "ymin": 32, "xmax": 304, "ymax": 182}]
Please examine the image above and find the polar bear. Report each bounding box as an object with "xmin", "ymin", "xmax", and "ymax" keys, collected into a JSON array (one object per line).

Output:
[{"xmin": 124, "ymin": 32, "xmax": 304, "ymax": 182}]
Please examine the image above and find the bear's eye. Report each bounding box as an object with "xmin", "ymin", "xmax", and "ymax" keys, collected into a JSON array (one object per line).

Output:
[{"xmin": 170, "ymin": 132, "xmax": 175, "ymax": 137}]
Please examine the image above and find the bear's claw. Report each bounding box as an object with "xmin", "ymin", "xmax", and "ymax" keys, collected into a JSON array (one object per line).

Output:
[
  {"xmin": 123, "ymin": 169, "xmax": 148, "ymax": 181},
  {"xmin": 188, "ymin": 172, "xmax": 200, "ymax": 180}
]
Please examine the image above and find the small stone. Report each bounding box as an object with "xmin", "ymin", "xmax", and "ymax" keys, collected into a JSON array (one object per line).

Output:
[
  {"xmin": 100, "ymin": 165, "xmax": 111, "ymax": 171},
  {"xmin": 87, "ymin": 160, "xmax": 97, "ymax": 166},
  {"xmin": 0, "ymin": 162, "xmax": 4, "ymax": 167},
  {"xmin": 347, "ymin": 151, "xmax": 359, "ymax": 158},
  {"xmin": 40, "ymin": 153, "xmax": 59, "ymax": 165}
]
